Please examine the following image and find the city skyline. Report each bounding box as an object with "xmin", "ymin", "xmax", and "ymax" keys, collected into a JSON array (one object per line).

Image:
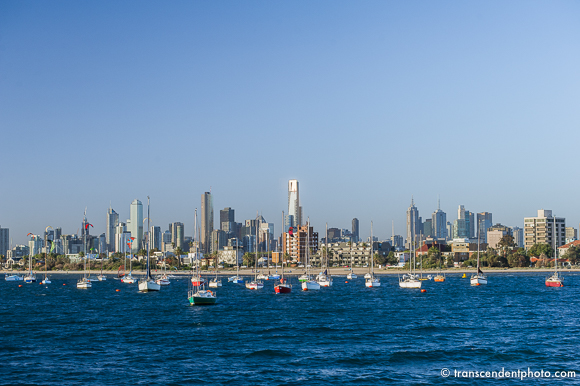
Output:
[{"xmin": 2, "ymin": 2, "xmax": 580, "ymax": 245}]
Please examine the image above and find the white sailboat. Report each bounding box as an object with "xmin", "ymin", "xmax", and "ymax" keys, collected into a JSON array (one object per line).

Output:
[
  {"xmin": 229, "ymin": 240, "xmax": 244, "ymax": 284},
  {"xmin": 399, "ymin": 218, "xmax": 421, "ymax": 289},
  {"xmin": 41, "ymin": 226, "xmax": 52, "ymax": 284},
  {"xmin": 139, "ymin": 197, "xmax": 161, "ymax": 292},
  {"xmin": 346, "ymin": 241, "xmax": 357, "ymax": 279},
  {"xmin": 23, "ymin": 234, "xmax": 37, "ymax": 283},
  {"xmin": 470, "ymin": 219, "xmax": 487, "ymax": 286},
  {"xmin": 246, "ymin": 213, "xmax": 264, "ymax": 290},
  {"xmin": 317, "ymin": 223, "xmax": 333, "ymax": 287},
  {"xmin": 365, "ymin": 221, "xmax": 380, "ymax": 288},
  {"xmin": 121, "ymin": 238, "xmax": 137, "ymax": 284},
  {"xmin": 302, "ymin": 219, "xmax": 320, "ymax": 291},
  {"xmin": 155, "ymin": 255, "xmax": 170, "ymax": 286},
  {"xmin": 77, "ymin": 210, "xmax": 92, "ymax": 289}
]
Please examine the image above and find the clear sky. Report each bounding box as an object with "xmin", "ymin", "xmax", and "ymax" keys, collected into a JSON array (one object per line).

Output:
[{"xmin": 1, "ymin": 1, "xmax": 579, "ymax": 246}]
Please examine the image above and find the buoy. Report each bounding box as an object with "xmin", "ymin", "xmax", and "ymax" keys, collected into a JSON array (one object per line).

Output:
[
  {"xmin": 63, "ymin": 283, "xmax": 66, "ymax": 286},
  {"xmin": 421, "ymin": 289, "xmax": 426, "ymax": 293},
  {"xmin": 18, "ymin": 284, "xmax": 22, "ymax": 287},
  {"xmin": 345, "ymin": 281, "xmax": 349, "ymax": 284},
  {"xmin": 116, "ymin": 289, "xmax": 120, "ymax": 292}
]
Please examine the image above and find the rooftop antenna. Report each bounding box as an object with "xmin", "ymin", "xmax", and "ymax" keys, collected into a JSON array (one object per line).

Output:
[{"xmin": 438, "ymin": 195, "xmax": 440, "ymax": 210}]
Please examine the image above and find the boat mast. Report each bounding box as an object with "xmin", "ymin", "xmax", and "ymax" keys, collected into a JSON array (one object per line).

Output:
[
  {"xmin": 554, "ymin": 216, "xmax": 557, "ymax": 273},
  {"xmin": 370, "ymin": 221, "xmax": 374, "ymax": 276},
  {"xmin": 146, "ymin": 196, "xmax": 151, "ymax": 280}
]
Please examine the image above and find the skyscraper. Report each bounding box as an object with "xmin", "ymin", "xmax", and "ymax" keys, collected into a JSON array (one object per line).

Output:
[
  {"xmin": 201, "ymin": 192, "xmax": 214, "ymax": 253},
  {"xmin": 128, "ymin": 199, "xmax": 143, "ymax": 252},
  {"xmin": 285, "ymin": 179, "xmax": 302, "ymax": 232},
  {"xmin": 352, "ymin": 218, "xmax": 359, "ymax": 242},
  {"xmin": 220, "ymin": 207, "xmax": 235, "ymax": 236},
  {"xmin": 150, "ymin": 226, "xmax": 161, "ymax": 251},
  {"xmin": 106, "ymin": 206, "xmax": 119, "ymax": 253},
  {"xmin": 477, "ymin": 212, "xmax": 493, "ymax": 243},
  {"xmin": 0, "ymin": 226, "xmax": 9, "ymax": 258},
  {"xmin": 406, "ymin": 198, "xmax": 420, "ymax": 249},
  {"xmin": 170, "ymin": 222, "xmax": 185, "ymax": 249},
  {"xmin": 432, "ymin": 205, "xmax": 447, "ymax": 240}
]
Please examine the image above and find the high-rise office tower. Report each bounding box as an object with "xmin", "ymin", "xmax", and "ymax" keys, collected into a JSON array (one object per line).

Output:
[
  {"xmin": 170, "ymin": 222, "xmax": 185, "ymax": 249},
  {"xmin": 220, "ymin": 207, "xmax": 235, "ymax": 236},
  {"xmin": 127, "ymin": 199, "xmax": 143, "ymax": 252},
  {"xmin": 431, "ymin": 199, "xmax": 447, "ymax": 239},
  {"xmin": 150, "ymin": 226, "xmax": 161, "ymax": 251},
  {"xmin": 0, "ymin": 226, "xmax": 9, "ymax": 258},
  {"xmin": 106, "ymin": 206, "xmax": 119, "ymax": 252},
  {"xmin": 406, "ymin": 197, "xmax": 420, "ymax": 249},
  {"xmin": 477, "ymin": 212, "xmax": 493, "ymax": 243},
  {"xmin": 285, "ymin": 179, "xmax": 302, "ymax": 232},
  {"xmin": 352, "ymin": 218, "xmax": 359, "ymax": 242},
  {"xmin": 201, "ymin": 192, "xmax": 214, "ymax": 253}
]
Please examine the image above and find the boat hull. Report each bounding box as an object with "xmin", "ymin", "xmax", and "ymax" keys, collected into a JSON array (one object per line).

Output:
[
  {"xmin": 24, "ymin": 275, "xmax": 36, "ymax": 283},
  {"xmin": 301, "ymin": 281, "xmax": 320, "ymax": 291},
  {"xmin": 275, "ymin": 284, "xmax": 292, "ymax": 294},
  {"xmin": 208, "ymin": 280, "xmax": 222, "ymax": 288},
  {"xmin": 139, "ymin": 279, "xmax": 161, "ymax": 292},
  {"xmin": 245, "ymin": 281, "xmax": 264, "ymax": 290},
  {"xmin": 77, "ymin": 280, "xmax": 92, "ymax": 289},
  {"xmin": 546, "ymin": 279, "xmax": 563, "ymax": 287},
  {"xmin": 5, "ymin": 275, "xmax": 23, "ymax": 281},
  {"xmin": 470, "ymin": 275, "xmax": 488, "ymax": 286},
  {"xmin": 399, "ymin": 280, "xmax": 422, "ymax": 289},
  {"xmin": 188, "ymin": 290, "xmax": 217, "ymax": 305},
  {"xmin": 365, "ymin": 279, "xmax": 381, "ymax": 287},
  {"xmin": 156, "ymin": 278, "xmax": 170, "ymax": 286}
]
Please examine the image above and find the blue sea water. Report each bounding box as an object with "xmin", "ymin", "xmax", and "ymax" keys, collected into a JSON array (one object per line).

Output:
[{"xmin": 1, "ymin": 272, "xmax": 580, "ymax": 385}]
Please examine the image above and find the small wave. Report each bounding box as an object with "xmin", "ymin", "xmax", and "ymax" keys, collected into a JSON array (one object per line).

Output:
[{"xmin": 246, "ymin": 349, "xmax": 293, "ymax": 358}]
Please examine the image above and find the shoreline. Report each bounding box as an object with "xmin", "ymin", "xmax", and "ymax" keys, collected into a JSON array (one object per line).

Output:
[{"xmin": 3, "ymin": 267, "xmax": 577, "ymax": 276}]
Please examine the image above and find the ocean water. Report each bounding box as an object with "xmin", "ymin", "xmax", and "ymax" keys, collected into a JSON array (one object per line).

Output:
[{"xmin": 1, "ymin": 272, "xmax": 580, "ymax": 385}]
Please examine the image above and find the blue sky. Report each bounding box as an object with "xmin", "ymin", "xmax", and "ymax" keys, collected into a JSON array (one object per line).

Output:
[{"xmin": 1, "ymin": 1, "xmax": 579, "ymax": 245}]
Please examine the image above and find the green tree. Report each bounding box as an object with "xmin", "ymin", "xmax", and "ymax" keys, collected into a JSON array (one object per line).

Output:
[
  {"xmin": 562, "ymin": 246, "xmax": 579, "ymax": 265},
  {"xmin": 243, "ymin": 252, "xmax": 255, "ymax": 267},
  {"xmin": 385, "ymin": 251, "xmax": 398, "ymax": 266},
  {"xmin": 528, "ymin": 243, "xmax": 553, "ymax": 258},
  {"xmin": 373, "ymin": 252, "xmax": 387, "ymax": 266},
  {"xmin": 497, "ymin": 235, "xmax": 517, "ymax": 257}
]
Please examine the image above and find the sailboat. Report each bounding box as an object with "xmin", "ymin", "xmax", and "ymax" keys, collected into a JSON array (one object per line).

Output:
[
  {"xmin": 97, "ymin": 248, "xmax": 107, "ymax": 281},
  {"xmin": 399, "ymin": 222, "xmax": 421, "ymax": 289},
  {"xmin": 208, "ymin": 264, "xmax": 222, "ymax": 288},
  {"xmin": 139, "ymin": 197, "xmax": 161, "ymax": 292},
  {"xmin": 155, "ymin": 254, "xmax": 170, "ymax": 286},
  {"xmin": 246, "ymin": 214, "xmax": 264, "ymax": 290},
  {"xmin": 365, "ymin": 222, "xmax": 380, "ymax": 288},
  {"xmin": 317, "ymin": 223, "xmax": 333, "ymax": 287},
  {"xmin": 188, "ymin": 208, "xmax": 217, "ymax": 305},
  {"xmin": 545, "ymin": 216, "xmax": 563, "ymax": 287},
  {"xmin": 77, "ymin": 210, "xmax": 92, "ymax": 289},
  {"xmin": 346, "ymin": 240, "xmax": 357, "ymax": 279},
  {"xmin": 470, "ymin": 220, "xmax": 487, "ymax": 286},
  {"xmin": 121, "ymin": 237, "xmax": 137, "ymax": 283},
  {"xmin": 23, "ymin": 234, "xmax": 37, "ymax": 283},
  {"xmin": 229, "ymin": 240, "xmax": 244, "ymax": 284},
  {"xmin": 301, "ymin": 219, "xmax": 320, "ymax": 291},
  {"xmin": 433, "ymin": 248, "xmax": 445, "ymax": 282},
  {"xmin": 41, "ymin": 227, "xmax": 52, "ymax": 284},
  {"xmin": 274, "ymin": 261, "xmax": 292, "ymax": 293}
]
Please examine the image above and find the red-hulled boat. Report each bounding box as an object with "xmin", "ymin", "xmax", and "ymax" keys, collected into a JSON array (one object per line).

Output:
[
  {"xmin": 545, "ymin": 272, "xmax": 563, "ymax": 287},
  {"xmin": 275, "ymin": 278, "xmax": 292, "ymax": 294}
]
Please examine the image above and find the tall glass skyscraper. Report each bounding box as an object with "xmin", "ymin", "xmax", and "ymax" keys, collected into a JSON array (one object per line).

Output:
[
  {"xmin": 406, "ymin": 197, "xmax": 420, "ymax": 249},
  {"xmin": 285, "ymin": 179, "xmax": 302, "ymax": 232},
  {"xmin": 106, "ymin": 207, "xmax": 119, "ymax": 253},
  {"xmin": 128, "ymin": 199, "xmax": 143, "ymax": 252},
  {"xmin": 201, "ymin": 192, "xmax": 214, "ymax": 253}
]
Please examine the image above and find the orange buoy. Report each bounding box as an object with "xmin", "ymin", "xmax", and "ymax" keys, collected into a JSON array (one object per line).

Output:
[
  {"xmin": 18, "ymin": 284, "xmax": 22, "ymax": 287},
  {"xmin": 345, "ymin": 281, "xmax": 349, "ymax": 284},
  {"xmin": 421, "ymin": 289, "xmax": 426, "ymax": 293},
  {"xmin": 63, "ymin": 283, "xmax": 66, "ymax": 286},
  {"xmin": 116, "ymin": 289, "xmax": 120, "ymax": 292}
]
